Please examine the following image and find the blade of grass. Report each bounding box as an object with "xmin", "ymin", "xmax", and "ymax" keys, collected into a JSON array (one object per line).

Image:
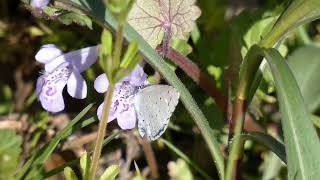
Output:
[
  {"xmin": 241, "ymin": 132, "xmax": 286, "ymax": 163},
  {"xmin": 17, "ymin": 103, "xmax": 94, "ymax": 179}
]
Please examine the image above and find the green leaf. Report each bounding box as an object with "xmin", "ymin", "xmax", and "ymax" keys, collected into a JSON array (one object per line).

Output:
[
  {"xmin": 0, "ymin": 129, "xmax": 22, "ymax": 179},
  {"xmin": 241, "ymin": 132, "xmax": 286, "ymax": 163},
  {"xmin": 170, "ymin": 37, "xmax": 193, "ymax": 56},
  {"xmin": 241, "ymin": 16, "xmax": 277, "ymax": 56},
  {"xmin": 64, "ymin": 167, "xmax": 78, "ymax": 180},
  {"xmin": 99, "ymin": 165, "xmax": 120, "ymax": 180},
  {"xmin": 261, "ymin": 0, "xmax": 320, "ymax": 48},
  {"xmin": 17, "ymin": 103, "xmax": 94, "ymax": 179},
  {"xmin": 243, "ymin": 0, "xmax": 320, "ymax": 106},
  {"xmin": 311, "ymin": 114, "xmax": 320, "ymax": 129},
  {"xmin": 167, "ymin": 159, "xmax": 194, "ymax": 180},
  {"xmin": 58, "ymin": 12, "xmax": 93, "ymax": 29},
  {"xmin": 261, "ymin": 151, "xmax": 284, "ymax": 180},
  {"xmin": 262, "ymin": 48, "xmax": 320, "ymax": 180},
  {"xmin": 55, "ymin": 0, "xmax": 225, "ymax": 178},
  {"xmin": 120, "ymin": 41, "xmax": 139, "ymax": 68},
  {"xmin": 101, "ymin": 29, "xmax": 113, "ymax": 57},
  {"xmin": 287, "ymin": 45, "xmax": 320, "ymax": 112},
  {"xmin": 80, "ymin": 152, "xmax": 90, "ymax": 180}
]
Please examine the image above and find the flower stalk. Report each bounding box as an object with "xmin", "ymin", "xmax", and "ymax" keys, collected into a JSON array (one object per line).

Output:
[
  {"xmin": 89, "ymin": 84, "xmax": 115, "ymax": 180},
  {"xmin": 89, "ymin": 2, "xmax": 137, "ymax": 178}
]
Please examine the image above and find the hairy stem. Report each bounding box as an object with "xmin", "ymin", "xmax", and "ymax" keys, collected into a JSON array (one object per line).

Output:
[{"xmin": 89, "ymin": 85, "xmax": 114, "ymax": 180}]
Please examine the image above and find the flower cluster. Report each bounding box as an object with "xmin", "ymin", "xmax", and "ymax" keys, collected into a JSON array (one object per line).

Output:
[
  {"xmin": 94, "ymin": 65, "xmax": 147, "ymax": 129},
  {"xmin": 35, "ymin": 44, "xmax": 148, "ymax": 129},
  {"xmin": 35, "ymin": 44, "xmax": 98, "ymax": 112}
]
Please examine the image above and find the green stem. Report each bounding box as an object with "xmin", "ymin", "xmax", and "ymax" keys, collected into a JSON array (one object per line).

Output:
[
  {"xmin": 89, "ymin": 85, "xmax": 115, "ymax": 180},
  {"xmin": 225, "ymin": 99, "xmax": 246, "ymax": 180}
]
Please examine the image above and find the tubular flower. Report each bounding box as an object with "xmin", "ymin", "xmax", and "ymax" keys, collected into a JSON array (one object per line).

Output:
[
  {"xmin": 94, "ymin": 64, "xmax": 147, "ymax": 129},
  {"xmin": 36, "ymin": 44, "xmax": 98, "ymax": 112}
]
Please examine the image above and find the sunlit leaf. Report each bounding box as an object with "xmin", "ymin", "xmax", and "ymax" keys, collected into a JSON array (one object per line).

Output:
[
  {"xmin": 0, "ymin": 129, "xmax": 22, "ymax": 179},
  {"xmin": 287, "ymin": 45, "xmax": 320, "ymax": 112},
  {"xmin": 64, "ymin": 167, "xmax": 78, "ymax": 180},
  {"xmin": 128, "ymin": 0, "xmax": 201, "ymax": 48},
  {"xmin": 99, "ymin": 165, "xmax": 120, "ymax": 180},
  {"xmin": 168, "ymin": 159, "xmax": 193, "ymax": 180},
  {"xmin": 80, "ymin": 152, "xmax": 90, "ymax": 180},
  {"xmin": 58, "ymin": 12, "xmax": 93, "ymax": 29}
]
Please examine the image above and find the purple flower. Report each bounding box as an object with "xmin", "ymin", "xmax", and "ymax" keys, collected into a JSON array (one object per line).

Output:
[
  {"xmin": 36, "ymin": 44, "xmax": 98, "ymax": 112},
  {"xmin": 94, "ymin": 65, "xmax": 147, "ymax": 129},
  {"xmin": 31, "ymin": 0, "xmax": 50, "ymax": 8}
]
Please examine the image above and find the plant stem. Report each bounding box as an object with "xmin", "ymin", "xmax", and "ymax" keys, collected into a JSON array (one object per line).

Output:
[
  {"xmin": 162, "ymin": 47, "xmax": 227, "ymax": 111},
  {"xmin": 139, "ymin": 137, "xmax": 159, "ymax": 179},
  {"xmin": 226, "ymin": 98, "xmax": 246, "ymax": 180},
  {"xmin": 89, "ymin": 85, "xmax": 115, "ymax": 180}
]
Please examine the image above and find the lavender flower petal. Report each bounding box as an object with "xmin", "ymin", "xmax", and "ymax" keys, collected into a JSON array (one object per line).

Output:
[
  {"xmin": 44, "ymin": 46, "xmax": 97, "ymax": 73},
  {"xmin": 117, "ymin": 107, "xmax": 137, "ymax": 129},
  {"xmin": 36, "ymin": 76, "xmax": 45, "ymax": 96},
  {"xmin": 97, "ymin": 100, "xmax": 120, "ymax": 122},
  {"xmin": 39, "ymin": 92, "xmax": 65, "ymax": 113},
  {"xmin": 67, "ymin": 46, "xmax": 98, "ymax": 72},
  {"xmin": 45, "ymin": 56, "xmax": 69, "ymax": 73},
  {"xmin": 35, "ymin": 44, "xmax": 63, "ymax": 64},
  {"xmin": 31, "ymin": 0, "xmax": 50, "ymax": 8},
  {"xmin": 122, "ymin": 64, "xmax": 147, "ymax": 86},
  {"xmin": 38, "ymin": 74, "xmax": 68, "ymax": 113},
  {"xmin": 67, "ymin": 71, "xmax": 87, "ymax": 99},
  {"xmin": 94, "ymin": 74, "xmax": 109, "ymax": 93}
]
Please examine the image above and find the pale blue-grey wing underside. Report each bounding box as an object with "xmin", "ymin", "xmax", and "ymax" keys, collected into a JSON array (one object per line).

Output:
[{"xmin": 134, "ymin": 85, "xmax": 180, "ymax": 141}]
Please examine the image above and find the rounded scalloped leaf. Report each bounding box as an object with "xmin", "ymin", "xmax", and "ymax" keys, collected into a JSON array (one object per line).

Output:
[{"xmin": 128, "ymin": 0, "xmax": 201, "ymax": 48}]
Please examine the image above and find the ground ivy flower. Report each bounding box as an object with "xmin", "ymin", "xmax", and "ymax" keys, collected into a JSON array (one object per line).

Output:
[
  {"xmin": 94, "ymin": 64, "xmax": 147, "ymax": 129},
  {"xmin": 36, "ymin": 44, "xmax": 98, "ymax": 112},
  {"xmin": 31, "ymin": 0, "xmax": 50, "ymax": 9}
]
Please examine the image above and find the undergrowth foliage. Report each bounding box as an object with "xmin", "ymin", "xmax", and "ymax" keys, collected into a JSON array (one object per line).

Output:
[{"xmin": 0, "ymin": 0, "xmax": 320, "ymax": 179}]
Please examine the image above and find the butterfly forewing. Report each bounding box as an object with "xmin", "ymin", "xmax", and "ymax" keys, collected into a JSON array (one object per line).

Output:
[{"xmin": 134, "ymin": 85, "xmax": 180, "ymax": 141}]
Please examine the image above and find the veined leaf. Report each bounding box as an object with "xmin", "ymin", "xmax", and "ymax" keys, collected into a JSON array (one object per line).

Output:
[{"xmin": 127, "ymin": 0, "xmax": 201, "ymax": 48}]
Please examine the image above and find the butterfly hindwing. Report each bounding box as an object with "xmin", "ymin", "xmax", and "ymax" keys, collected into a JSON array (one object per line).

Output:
[{"xmin": 134, "ymin": 85, "xmax": 180, "ymax": 141}]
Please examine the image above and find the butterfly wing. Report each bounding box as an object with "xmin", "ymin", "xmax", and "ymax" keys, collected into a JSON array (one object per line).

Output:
[{"xmin": 134, "ymin": 85, "xmax": 180, "ymax": 141}]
